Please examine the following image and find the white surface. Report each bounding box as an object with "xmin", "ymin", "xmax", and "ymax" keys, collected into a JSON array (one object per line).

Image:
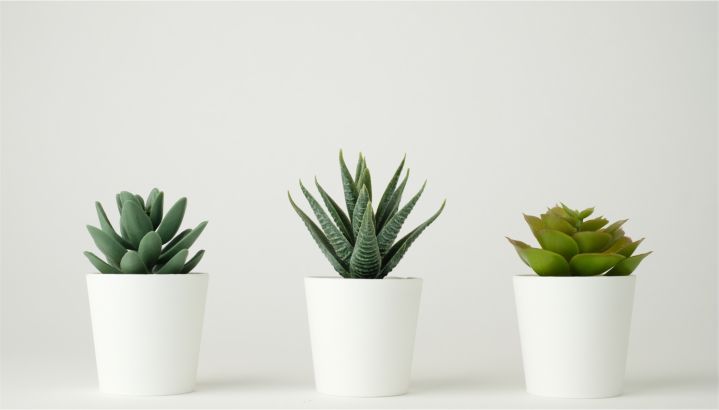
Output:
[
  {"xmin": 1, "ymin": 2, "xmax": 716, "ymax": 408},
  {"xmin": 305, "ymin": 277, "xmax": 422, "ymax": 397},
  {"xmin": 87, "ymin": 273, "xmax": 208, "ymax": 395},
  {"xmin": 514, "ymin": 275, "xmax": 635, "ymax": 398}
]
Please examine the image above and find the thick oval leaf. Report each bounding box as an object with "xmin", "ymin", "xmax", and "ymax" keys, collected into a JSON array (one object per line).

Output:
[
  {"xmin": 146, "ymin": 188, "xmax": 160, "ymax": 210},
  {"xmin": 339, "ymin": 150, "xmax": 358, "ymax": 217},
  {"xmin": 95, "ymin": 202, "xmax": 133, "ymax": 249},
  {"xmin": 618, "ymin": 238, "xmax": 645, "ymax": 257},
  {"xmin": 181, "ymin": 250, "xmax": 205, "ymax": 273},
  {"xmin": 158, "ymin": 221, "xmax": 208, "ymax": 264},
  {"xmin": 162, "ymin": 229, "xmax": 190, "ymax": 253},
  {"xmin": 523, "ymin": 214, "xmax": 543, "ymax": 241},
  {"xmin": 541, "ymin": 212, "xmax": 577, "ymax": 235},
  {"xmin": 560, "ymin": 203, "xmax": 579, "ymax": 218},
  {"xmin": 149, "ymin": 191, "xmax": 164, "ymax": 229},
  {"xmin": 350, "ymin": 201, "xmax": 381, "ymax": 278},
  {"xmin": 138, "ymin": 231, "xmax": 162, "ymax": 269},
  {"xmin": 537, "ymin": 229, "xmax": 579, "ymax": 260},
  {"xmin": 156, "ymin": 197, "xmax": 187, "ymax": 243},
  {"xmin": 87, "ymin": 225, "xmax": 127, "ymax": 267},
  {"xmin": 606, "ymin": 252, "xmax": 651, "ymax": 276},
  {"xmin": 573, "ymin": 231, "xmax": 613, "ymax": 253},
  {"xmin": 117, "ymin": 191, "xmax": 139, "ymax": 209},
  {"xmin": 120, "ymin": 201, "xmax": 154, "ymax": 248},
  {"xmin": 579, "ymin": 207, "xmax": 594, "ymax": 219},
  {"xmin": 580, "ymin": 217, "xmax": 608, "ymax": 231},
  {"xmin": 570, "ymin": 253, "xmax": 625, "ymax": 276},
  {"xmin": 156, "ymin": 249, "xmax": 188, "ymax": 274},
  {"xmin": 120, "ymin": 250, "xmax": 148, "ymax": 273},
  {"xmin": 84, "ymin": 251, "xmax": 121, "ymax": 273},
  {"xmin": 519, "ymin": 246, "xmax": 570, "ymax": 276}
]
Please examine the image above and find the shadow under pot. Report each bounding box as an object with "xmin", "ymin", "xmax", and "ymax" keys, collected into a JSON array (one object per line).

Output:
[
  {"xmin": 304, "ymin": 276, "xmax": 422, "ymax": 397},
  {"xmin": 513, "ymin": 275, "xmax": 636, "ymax": 398},
  {"xmin": 86, "ymin": 273, "xmax": 209, "ymax": 395}
]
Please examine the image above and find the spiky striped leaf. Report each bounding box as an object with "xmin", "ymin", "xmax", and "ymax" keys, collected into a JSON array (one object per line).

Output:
[
  {"xmin": 339, "ymin": 150, "xmax": 358, "ymax": 216},
  {"xmin": 315, "ymin": 178, "xmax": 353, "ymax": 243},
  {"xmin": 376, "ymin": 155, "xmax": 405, "ymax": 230},
  {"xmin": 158, "ymin": 221, "xmax": 208, "ymax": 264},
  {"xmin": 149, "ymin": 191, "xmax": 164, "ymax": 229},
  {"xmin": 380, "ymin": 200, "xmax": 445, "ymax": 277},
  {"xmin": 120, "ymin": 201, "xmax": 154, "ymax": 248},
  {"xmin": 120, "ymin": 250, "xmax": 148, "ymax": 273},
  {"xmin": 289, "ymin": 193, "xmax": 349, "ymax": 276},
  {"xmin": 352, "ymin": 187, "xmax": 371, "ymax": 237},
  {"xmin": 156, "ymin": 249, "xmax": 188, "ymax": 274},
  {"xmin": 376, "ymin": 169, "xmax": 409, "ymax": 230},
  {"xmin": 356, "ymin": 167, "xmax": 372, "ymax": 201},
  {"xmin": 349, "ymin": 201, "xmax": 381, "ymax": 278},
  {"xmin": 181, "ymin": 250, "xmax": 205, "ymax": 273},
  {"xmin": 300, "ymin": 181, "xmax": 353, "ymax": 262},
  {"xmin": 87, "ymin": 225, "xmax": 127, "ymax": 267},
  {"xmin": 354, "ymin": 153, "xmax": 365, "ymax": 182},
  {"xmin": 377, "ymin": 181, "xmax": 426, "ymax": 255},
  {"xmin": 84, "ymin": 251, "xmax": 121, "ymax": 273},
  {"xmin": 95, "ymin": 202, "xmax": 133, "ymax": 249},
  {"xmin": 156, "ymin": 197, "xmax": 187, "ymax": 243}
]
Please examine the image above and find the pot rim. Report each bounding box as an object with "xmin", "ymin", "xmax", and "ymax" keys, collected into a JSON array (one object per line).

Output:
[
  {"xmin": 87, "ymin": 272, "xmax": 208, "ymax": 277},
  {"xmin": 305, "ymin": 275, "xmax": 421, "ymax": 281},
  {"xmin": 513, "ymin": 274, "xmax": 635, "ymax": 280}
]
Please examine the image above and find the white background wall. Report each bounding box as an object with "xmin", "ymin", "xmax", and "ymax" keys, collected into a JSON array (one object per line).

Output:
[{"xmin": 1, "ymin": 2, "xmax": 716, "ymax": 408}]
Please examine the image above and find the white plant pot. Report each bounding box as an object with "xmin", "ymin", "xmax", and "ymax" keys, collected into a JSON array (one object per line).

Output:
[
  {"xmin": 86, "ymin": 273, "xmax": 209, "ymax": 395},
  {"xmin": 513, "ymin": 275, "xmax": 636, "ymax": 398},
  {"xmin": 304, "ymin": 276, "xmax": 422, "ymax": 397}
]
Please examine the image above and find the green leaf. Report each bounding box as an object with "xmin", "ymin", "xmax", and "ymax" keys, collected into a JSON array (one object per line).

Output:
[
  {"xmin": 356, "ymin": 167, "xmax": 372, "ymax": 201},
  {"xmin": 352, "ymin": 187, "xmax": 371, "ymax": 238},
  {"xmin": 158, "ymin": 221, "xmax": 208, "ymax": 264},
  {"xmin": 604, "ymin": 236, "xmax": 632, "ymax": 254},
  {"xmin": 579, "ymin": 207, "xmax": 594, "ymax": 219},
  {"xmin": 537, "ymin": 229, "xmax": 579, "ymax": 260},
  {"xmin": 120, "ymin": 200, "xmax": 154, "ymax": 248},
  {"xmin": 181, "ymin": 250, "xmax": 205, "ymax": 273},
  {"xmin": 134, "ymin": 194, "xmax": 145, "ymax": 210},
  {"xmin": 300, "ymin": 181, "xmax": 353, "ymax": 262},
  {"xmin": 162, "ymin": 229, "xmax": 190, "ymax": 253},
  {"xmin": 573, "ymin": 231, "xmax": 613, "ymax": 253},
  {"xmin": 560, "ymin": 203, "xmax": 579, "ymax": 218},
  {"xmin": 507, "ymin": 238, "xmax": 570, "ymax": 276},
  {"xmin": 138, "ymin": 231, "xmax": 162, "ymax": 268},
  {"xmin": 381, "ymin": 200, "xmax": 445, "ymax": 277},
  {"xmin": 156, "ymin": 197, "xmax": 187, "ymax": 243},
  {"xmin": 606, "ymin": 252, "xmax": 651, "ymax": 276},
  {"xmin": 603, "ymin": 219, "xmax": 628, "ymax": 233},
  {"xmin": 541, "ymin": 212, "xmax": 577, "ymax": 235},
  {"xmin": 349, "ymin": 201, "xmax": 382, "ymax": 278},
  {"xmin": 156, "ymin": 249, "xmax": 188, "ymax": 274},
  {"xmin": 120, "ymin": 250, "xmax": 148, "ymax": 273},
  {"xmin": 377, "ymin": 181, "xmax": 426, "ymax": 255},
  {"xmin": 581, "ymin": 217, "xmax": 609, "ymax": 231},
  {"xmin": 570, "ymin": 253, "xmax": 625, "ymax": 276},
  {"xmin": 339, "ymin": 150, "xmax": 358, "ymax": 217},
  {"xmin": 115, "ymin": 193, "xmax": 123, "ymax": 214},
  {"xmin": 95, "ymin": 202, "xmax": 133, "ymax": 249},
  {"xmin": 617, "ymin": 238, "xmax": 645, "ymax": 257},
  {"xmin": 354, "ymin": 153, "xmax": 365, "ymax": 183},
  {"xmin": 523, "ymin": 214, "xmax": 544, "ymax": 241},
  {"xmin": 117, "ymin": 191, "xmax": 139, "ymax": 208},
  {"xmin": 315, "ymin": 178, "xmax": 354, "ymax": 243},
  {"xmin": 375, "ymin": 155, "xmax": 405, "ymax": 231},
  {"xmin": 376, "ymin": 169, "xmax": 409, "ymax": 231},
  {"xmin": 87, "ymin": 225, "xmax": 127, "ymax": 267},
  {"xmin": 149, "ymin": 191, "xmax": 164, "ymax": 229},
  {"xmin": 146, "ymin": 188, "xmax": 160, "ymax": 211},
  {"xmin": 83, "ymin": 251, "xmax": 121, "ymax": 273},
  {"xmin": 289, "ymin": 193, "xmax": 349, "ymax": 276}
]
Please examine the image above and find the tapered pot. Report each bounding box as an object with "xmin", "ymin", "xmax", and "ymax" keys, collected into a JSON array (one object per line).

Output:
[
  {"xmin": 86, "ymin": 273, "xmax": 209, "ymax": 395},
  {"xmin": 513, "ymin": 275, "xmax": 635, "ymax": 398},
  {"xmin": 305, "ymin": 276, "xmax": 422, "ymax": 397}
]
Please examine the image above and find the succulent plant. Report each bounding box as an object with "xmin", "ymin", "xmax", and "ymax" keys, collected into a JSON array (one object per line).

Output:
[
  {"xmin": 507, "ymin": 204, "xmax": 651, "ymax": 276},
  {"xmin": 84, "ymin": 189, "xmax": 208, "ymax": 274},
  {"xmin": 289, "ymin": 151, "xmax": 446, "ymax": 279}
]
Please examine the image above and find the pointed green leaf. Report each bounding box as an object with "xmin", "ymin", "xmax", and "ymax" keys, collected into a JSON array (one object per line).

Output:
[
  {"xmin": 349, "ymin": 201, "xmax": 381, "ymax": 278},
  {"xmin": 354, "ymin": 153, "xmax": 365, "ymax": 183},
  {"xmin": 120, "ymin": 250, "xmax": 148, "ymax": 273},
  {"xmin": 377, "ymin": 181, "xmax": 426, "ymax": 255},
  {"xmin": 376, "ymin": 169, "xmax": 409, "ymax": 230},
  {"xmin": 523, "ymin": 214, "xmax": 544, "ymax": 241},
  {"xmin": 158, "ymin": 221, "xmax": 208, "ymax": 264},
  {"xmin": 579, "ymin": 207, "xmax": 594, "ymax": 219},
  {"xmin": 537, "ymin": 229, "xmax": 579, "ymax": 260},
  {"xmin": 156, "ymin": 249, "xmax": 188, "ymax": 274},
  {"xmin": 560, "ymin": 203, "xmax": 579, "ymax": 218},
  {"xmin": 84, "ymin": 251, "xmax": 121, "ymax": 273},
  {"xmin": 300, "ymin": 181, "xmax": 353, "ymax": 262},
  {"xmin": 612, "ymin": 228, "xmax": 625, "ymax": 242},
  {"xmin": 356, "ymin": 167, "xmax": 372, "ymax": 201},
  {"xmin": 339, "ymin": 150, "xmax": 358, "ymax": 217},
  {"xmin": 604, "ymin": 236, "xmax": 632, "ymax": 254},
  {"xmin": 375, "ymin": 155, "xmax": 406, "ymax": 230},
  {"xmin": 149, "ymin": 191, "xmax": 164, "ymax": 229},
  {"xmin": 617, "ymin": 238, "xmax": 645, "ymax": 257},
  {"xmin": 181, "ymin": 250, "xmax": 205, "ymax": 273},
  {"xmin": 156, "ymin": 197, "xmax": 187, "ymax": 243},
  {"xmin": 315, "ymin": 178, "xmax": 354, "ymax": 243},
  {"xmin": 606, "ymin": 252, "xmax": 651, "ymax": 276},
  {"xmin": 138, "ymin": 231, "xmax": 162, "ymax": 268},
  {"xmin": 573, "ymin": 231, "xmax": 613, "ymax": 253},
  {"xmin": 603, "ymin": 219, "xmax": 628, "ymax": 233},
  {"xmin": 120, "ymin": 200, "xmax": 154, "ymax": 248},
  {"xmin": 87, "ymin": 225, "xmax": 127, "ymax": 267},
  {"xmin": 570, "ymin": 253, "xmax": 625, "ymax": 276},
  {"xmin": 381, "ymin": 200, "xmax": 445, "ymax": 277},
  {"xmin": 162, "ymin": 229, "xmax": 191, "ymax": 253},
  {"xmin": 95, "ymin": 202, "xmax": 133, "ymax": 249},
  {"xmin": 352, "ymin": 187, "xmax": 371, "ymax": 237},
  {"xmin": 507, "ymin": 237, "xmax": 532, "ymax": 266},
  {"xmin": 289, "ymin": 193, "xmax": 349, "ymax": 276},
  {"xmin": 581, "ymin": 217, "xmax": 609, "ymax": 231},
  {"xmin": 508, "ymin": 238, "xmax": 570, "ymax": 276},
  {"xmin": 541, "ymin": 212, "xmax": 577, "ymax": 235}
]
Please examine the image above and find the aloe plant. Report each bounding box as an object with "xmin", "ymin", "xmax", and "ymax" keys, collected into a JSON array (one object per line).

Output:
[
  {"xmin": 289, "ymin": 151, "xmax": 446, "ymax": 279},
  {"xmin": 507, "ymin": 204, "xmax": 650, "ymax": 276},
  {"xmin": 84, "ymin": 189, "xmax": 207, "ymax": 274}
]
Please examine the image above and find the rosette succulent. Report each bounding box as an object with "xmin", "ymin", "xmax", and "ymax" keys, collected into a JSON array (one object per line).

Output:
[
  {"xmin": 507, "ymin": 204, "xmax": 650, "ymax": 276},
  {"xmin": 289, "ymin": 151, "xmax": 446, "ymax": 279},
  {"xmin": 84, "ymin": 189, "xmax": 207, "ymax": 274}
]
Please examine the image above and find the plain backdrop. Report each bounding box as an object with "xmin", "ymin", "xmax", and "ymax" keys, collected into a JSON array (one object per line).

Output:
[{"xmin": 1, "ymin": 2, "xmax": 717, "ymax": 408}]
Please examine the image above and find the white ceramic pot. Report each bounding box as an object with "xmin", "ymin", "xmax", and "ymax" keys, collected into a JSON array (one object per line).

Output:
[
  {"xmin": 513, "ymin": 275, "xmax": 636, "ymax": 398},
  {"xmin": 305, "ymin": 276, "xmax": 422, "ymax": 397},
  {"xmin": 86, "ymin": 273, "xmax": 209, "ymax": 395}
]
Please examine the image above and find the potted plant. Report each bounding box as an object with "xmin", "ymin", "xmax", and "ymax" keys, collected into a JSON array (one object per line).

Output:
[
  {"xmin": 84, "ymin": 189, "xmax": 209, "ymax": 395},
  {"xmin": 289, "ymin": 151, "xmax": 445, "ymax": 397},
  {"xmin": 507, "ymin": 204, "xmax": 651, "ymax": 398}
]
